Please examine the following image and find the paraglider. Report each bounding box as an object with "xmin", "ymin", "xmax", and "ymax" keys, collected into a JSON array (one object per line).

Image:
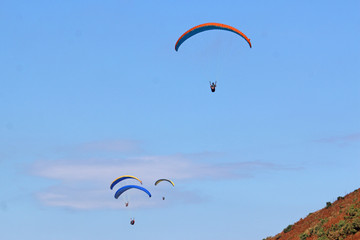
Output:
[
  {"xmin": 175, "ymin": 23, "xmax": 251, "ymax": 92},
  {"xmin": 155, "ymin": 179, "xmax": 174, "ymax": 200},
  {"xmin": 110, "ymin": 175, "xmax": 143, "ymax": 208},
  {"xmin": 113, "ymin": 184, "xmax": 151, "ymax": 226},
  {"xmin": 209, "ymin": 81, "xmax": 217, "ymax": 92},
  {"xmin": 110, "ymin": 176, "xmax": 152, "ymax": 226},
  {"xmin": 130, "ymin": 218, "xmax": 135, "ymax": 225}
]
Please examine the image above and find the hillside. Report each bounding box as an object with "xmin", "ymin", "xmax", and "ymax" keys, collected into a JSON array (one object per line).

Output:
[{"xmin": 264, "ymin": 188, "xmax": 360, "ymax": 240}]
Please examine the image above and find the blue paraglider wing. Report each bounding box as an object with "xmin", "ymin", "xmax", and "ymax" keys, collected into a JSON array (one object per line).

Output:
[{"xmin": 114, "ymin": 185, "xmax": 152, "ymax": 199}]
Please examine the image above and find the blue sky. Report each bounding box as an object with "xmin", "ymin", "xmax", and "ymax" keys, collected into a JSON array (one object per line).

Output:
[{"xmin": 1, "ymin": 0, "xmax": 359, "ymax": 239}]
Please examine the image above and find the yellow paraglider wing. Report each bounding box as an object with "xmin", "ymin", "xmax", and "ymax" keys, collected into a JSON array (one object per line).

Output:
[
  {"xmin": 154, "ymin": 179, "xmax": 175, "ymax": 187},
  {"xmin": 110, "ymin": 175, "xmax": 142, "ymax": 190}
]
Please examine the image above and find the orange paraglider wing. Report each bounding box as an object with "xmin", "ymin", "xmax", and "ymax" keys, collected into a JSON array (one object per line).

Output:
[{"xmin": 175, "ymin": 23, "xmax": 252, "ymax": 51}]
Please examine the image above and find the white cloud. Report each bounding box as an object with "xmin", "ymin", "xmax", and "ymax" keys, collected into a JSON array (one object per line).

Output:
[
  {"xmin": 31, "ymin": 153, "xmax": 293, "ymax": 210},
  {"xmin": 316, "ymin": 133, "xmax": 360, "ymax": 146}
]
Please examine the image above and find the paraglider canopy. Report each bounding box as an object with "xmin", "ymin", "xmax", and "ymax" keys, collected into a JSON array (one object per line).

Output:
[
  {"xmin": 114, "ymin": 185, "xmax": 152, "ymax": 199},
  {"xmin": 175, "ymin": 22, "xmax": 252, "ymax": 51},
  {"xmin": 110, "ymin": 175, "xmax": 142, "ymax": 190},
  {"xmin": 154, "ymin": 179, "xmax": 175, "ymax": 187}
]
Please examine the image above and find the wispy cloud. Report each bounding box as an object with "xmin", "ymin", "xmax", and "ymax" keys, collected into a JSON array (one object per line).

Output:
[
  {"xmin": 316, "ymin": 133, "xmax": 360, "ymax": 146},
  {"xmin": 37, "ymin": 185, "xmax": 206, "ymax": 210},
  {"xmin": 31, "ymin": 153, "xmax": 297, "ymax": 210},
  {"xmin": 0, "ymin": 201, "xmax": 7, "ymax": 212},
  {"xmin": 32, "ymin": 154, "xmax": 285, "ymax": 183}
]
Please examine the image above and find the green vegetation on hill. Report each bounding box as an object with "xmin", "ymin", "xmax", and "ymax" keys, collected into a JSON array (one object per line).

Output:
[
  {"xmin": 300, "ymin": 204, "xmax": 360, "ymax": 240},
  {"xmin": 264, "ymin": 188, "xmax": 360, "ymax": 240}
]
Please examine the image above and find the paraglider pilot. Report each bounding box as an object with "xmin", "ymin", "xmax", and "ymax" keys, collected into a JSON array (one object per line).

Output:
[
  {"xmin": 209, "ymin": 81, "xmax": 217, "ymax": 92},
  {"xmin": 130, "ymin": 218, "xmax": 135, "ymax": 225},
  {"xmin": 125, "ymin": 202, "xmax": 129, "ymax": 207}
]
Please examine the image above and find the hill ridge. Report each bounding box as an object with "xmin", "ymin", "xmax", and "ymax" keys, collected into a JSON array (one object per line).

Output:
[{"xmin": 264, "ymin": 188, "xmax": 360, "ymax": 240}]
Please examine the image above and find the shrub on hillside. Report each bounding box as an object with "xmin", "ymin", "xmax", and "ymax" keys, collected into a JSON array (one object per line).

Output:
[
  {"xmin": 299, "ymin": 232, "xmax": 309, "ymax": 240},
  {"xmin": 283, "ymin": 224, "xmax": 293, "ymax": 233}
]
